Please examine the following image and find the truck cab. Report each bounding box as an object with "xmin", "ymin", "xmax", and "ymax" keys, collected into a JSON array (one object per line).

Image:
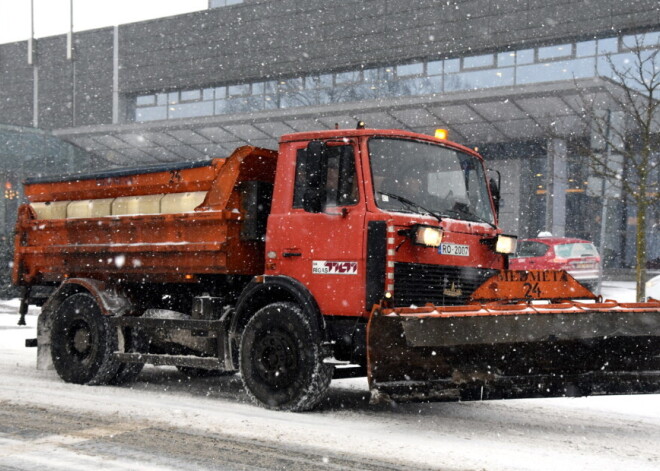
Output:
[{"xmin": 266, "ymin": 129, "xmax": 511, "ymax": 318}]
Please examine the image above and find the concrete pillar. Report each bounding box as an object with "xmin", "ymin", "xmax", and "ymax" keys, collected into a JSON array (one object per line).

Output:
[
  {"xmin": 545, "ymin": 138, "xmax": 567, "ymax": 237},
  {"xmin": 488, "ymin": 158, "xmax": 521, "ymax": 236},
  {"xmin": 112, "ymin": 26, "xmax": 119, "ymax": 124}
]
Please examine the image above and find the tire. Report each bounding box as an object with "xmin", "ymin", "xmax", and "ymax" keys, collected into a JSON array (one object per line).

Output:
[
  {"xmin": 50, "ymin": 293, "xmax": 121, "ymax": 385},
  {"xmin": 239, "ymin": 302, "xmax": 333, "ymax": 411},
  {"xmin": 176, "ymin": 366, "xmax": 236, "ymax": 378}
]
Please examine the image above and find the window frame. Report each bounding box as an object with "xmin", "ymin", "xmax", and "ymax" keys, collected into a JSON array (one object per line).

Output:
[{"xmin": 292, "ymin": 141, "xmax": 360, "ymax": 212}]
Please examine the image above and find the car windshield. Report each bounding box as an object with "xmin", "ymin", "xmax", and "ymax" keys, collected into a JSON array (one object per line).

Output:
[
  {"xmin": 369, "ymin": 138, "xmax": 495, "ymax": 224},
  {"xmin": 555, "ymin": 243, "xmax": 599, "ymax": 258}
]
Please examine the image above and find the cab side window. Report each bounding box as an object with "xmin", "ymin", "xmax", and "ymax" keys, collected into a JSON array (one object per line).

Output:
[{"xmin": 293, "ymin": 144, "xmax": 358, "ymax": 211}]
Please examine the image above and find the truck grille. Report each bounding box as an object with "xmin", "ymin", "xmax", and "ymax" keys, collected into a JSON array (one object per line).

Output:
[{"xmin": 393, "ymin": 263, "xmax": 498, "ymax": 307}]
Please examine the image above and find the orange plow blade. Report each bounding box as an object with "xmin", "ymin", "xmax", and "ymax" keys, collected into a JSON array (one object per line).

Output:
[{"xmin": 367, "ymin": 271, "xmax": 660, "ymax": 402}]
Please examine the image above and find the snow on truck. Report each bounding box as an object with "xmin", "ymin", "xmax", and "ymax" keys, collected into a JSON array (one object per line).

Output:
[{"xmin": 13, "ymin": 127, "xmax": 660, "ymax": 411}]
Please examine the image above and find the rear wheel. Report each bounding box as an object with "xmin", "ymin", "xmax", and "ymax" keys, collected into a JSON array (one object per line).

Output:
[
  {"xmin": 50, "ymin": 293, "xmax": 120, "ymax": 385},
  {"xmin": 239, "ymin": 302, "xmax": 333, "ymax": 411}
]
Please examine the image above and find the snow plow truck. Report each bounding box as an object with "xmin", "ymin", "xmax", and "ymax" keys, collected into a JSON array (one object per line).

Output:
[{"xmin": 13, "ymin": 127, "xmax": 660, "ymax": 411}]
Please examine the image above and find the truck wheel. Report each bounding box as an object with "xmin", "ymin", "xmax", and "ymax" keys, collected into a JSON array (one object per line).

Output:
[
  {"xmin": 239, "ymin": 302, "xmax": 333, "ymax": 411},
  {"xmin": 50, "ymin": 293, "xmax": 121, "ymax": 385}
]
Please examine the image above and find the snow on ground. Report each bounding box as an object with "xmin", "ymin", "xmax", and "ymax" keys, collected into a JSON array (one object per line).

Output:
[
  {"xmin": 1, "ymin": 283, "xmax": 659, "ymax": 470},
  {"xmin": 599, "ymin": 280, "xmax": 637, "ymax": 302}
]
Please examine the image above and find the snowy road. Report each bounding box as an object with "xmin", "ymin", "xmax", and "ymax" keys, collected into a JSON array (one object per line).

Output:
[
  {"xmin": 0, "ymin": 404, "xmax": 410, "ymax": 471},
  {"xmin": 1, "ymin": 283, "xmax": 659, "ymax": 471}
]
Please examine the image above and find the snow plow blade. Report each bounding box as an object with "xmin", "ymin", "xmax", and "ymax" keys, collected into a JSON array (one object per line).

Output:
[{"xmin": 367, "ymin": 270, "xmax": 660, "ymax": 403}]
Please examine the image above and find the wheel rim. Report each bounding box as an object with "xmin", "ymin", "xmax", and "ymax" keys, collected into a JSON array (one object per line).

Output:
[
  {"xmin": 253, "ymin": 328, "xmax": 299, "ymax": 389},
  {"xmin": 66, "ymin": 319, "xmax": 95, "ymax": 362}
]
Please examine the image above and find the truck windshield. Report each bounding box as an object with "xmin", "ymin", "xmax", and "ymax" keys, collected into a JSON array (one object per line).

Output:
[{"xmin": 369, "ymin": 138, "xmax": 495, "ymax": 224}]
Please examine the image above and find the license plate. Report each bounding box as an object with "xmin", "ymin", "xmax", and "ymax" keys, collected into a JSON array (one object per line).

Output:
[
  {"xmin": 438, "ymin": 243, "xmax": 470, "ymax": 257},
  {"xmin": 573, "ymin": 262, "xmax": 595, "ymax": 269}
]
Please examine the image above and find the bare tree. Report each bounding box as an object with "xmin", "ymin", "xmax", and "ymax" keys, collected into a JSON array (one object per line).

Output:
[{"xmin": 574, "ymin": 35, "xmax": 660, "ymax": 301}]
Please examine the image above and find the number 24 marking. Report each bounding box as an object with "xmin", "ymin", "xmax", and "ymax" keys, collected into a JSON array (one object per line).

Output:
[{"xmin": 523, "ymin": 282, "xmax": 542, "ymax": 298}]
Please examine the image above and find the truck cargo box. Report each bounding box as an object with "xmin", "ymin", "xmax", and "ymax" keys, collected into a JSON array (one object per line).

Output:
[{"xmin": 13, "ymin": 146, "xmax": 277, "ymax": 285}]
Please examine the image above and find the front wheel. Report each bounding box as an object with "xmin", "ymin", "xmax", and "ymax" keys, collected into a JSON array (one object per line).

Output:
[{"xmin": 239, "ymin": 302, "xmax": 333, "ymax": 411}]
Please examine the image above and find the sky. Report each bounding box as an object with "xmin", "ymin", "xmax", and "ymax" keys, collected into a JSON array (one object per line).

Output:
[{"xmin": 0, "ymin": 0, "xmax": 207, "ymax": 45}]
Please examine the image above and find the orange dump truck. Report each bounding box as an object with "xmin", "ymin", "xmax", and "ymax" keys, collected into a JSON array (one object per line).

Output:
[{"xmin": 13, "ymin": 128, "xmax": 660, "ymax": 411}]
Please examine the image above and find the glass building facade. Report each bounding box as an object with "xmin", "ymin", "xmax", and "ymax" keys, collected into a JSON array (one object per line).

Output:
[
  {"xmin": 131, "ymin": 31, "xmax": 660, "ymax": 123},
  {"xmin": 0, "ymin": 126, "xmax": 96, "ymax": 234}
]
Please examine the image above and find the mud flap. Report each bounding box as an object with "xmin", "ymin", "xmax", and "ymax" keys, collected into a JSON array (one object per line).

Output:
[{"xmin": 367, "ymin": 290, "xmax": 660, "ymax": 403}]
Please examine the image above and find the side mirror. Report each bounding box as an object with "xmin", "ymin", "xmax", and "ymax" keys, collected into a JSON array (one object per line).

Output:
[
  {"xmin": 487, "ymin": 170, "xmax": 501, "ymax": 216},
  {"xmin": 302, "ymin": 140, "xmax": 328, "ymax": 213}
]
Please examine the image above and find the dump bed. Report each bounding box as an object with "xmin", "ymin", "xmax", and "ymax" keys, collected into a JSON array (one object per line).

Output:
[{"xmin": 13, "ymin": 146, "xmax": 277, "ymax": 286}]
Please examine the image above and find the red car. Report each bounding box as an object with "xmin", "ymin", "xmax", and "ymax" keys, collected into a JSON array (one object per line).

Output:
[{"xmin": 509, "ymin": 237, "xmax": 601, "ymax": 291}]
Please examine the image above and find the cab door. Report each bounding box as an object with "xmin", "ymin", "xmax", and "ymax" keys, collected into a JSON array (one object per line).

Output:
[{"xmin": 268, "ymin": 140, "xmax": 366, "ymax": 317}]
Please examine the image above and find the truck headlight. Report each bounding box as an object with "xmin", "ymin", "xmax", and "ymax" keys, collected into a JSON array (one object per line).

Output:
[
  {"xmin": 495, "ymin": 234, "xmax": 518, "ymax": 254},
  {"xmin": 414, "ymin": 225, "xmax": 443, "ymax": 247}
]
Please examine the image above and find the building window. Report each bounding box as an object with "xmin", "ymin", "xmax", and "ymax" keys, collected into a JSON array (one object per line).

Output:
[
  {"xmin": 444, "ymin": 58, "xmax": 460, "ymax": 73},
  {"xmin": 167, "ymin": 92, "xmax": 179, "ymax": 105},
  {"xmin": 497, "ymin": 52, "xmax": 516, "ymax": 67},
  {"xmin": 516, "ymin": 49, "xmax": 534, "ymax": 65},
  {"xmin": 397, "ymin": 62, "xmax": 424, "ymax": 77},
  {"xmin": 136, "ymin": 94, "xmax": 155, "ymax": 106},
  {"xmin": 538, "ymin": 44, "xmax": 573, "ymax": 60},
  {"xmin": 335, "ymin": 71, "xmax": 361, "ymax": 84},
  {"xmin": 576, "ymin": 40, "xmax": 596, "ymax": 57},
  {"xmin": 463, "ymin": 54, "xmax": 494, "ymax": 69},
  {"xmin": 228, "ymin": 84, "xmax": 250, "ymax": 96},
  {"xmin": 598, "ymin": 37, "xmax": 618, "ymax": 55},
  {"xmin": 209, "ymin": 0, "xmax": 243, "ymax": 8},
  {"xmin": 427, "ymin": 61, "xmax": 442, "ymax": 75},
  {"xmin": 202, "ymin": 88, "xmax": 215, "ymax": 100},
  {"xmin": 180, "ymin": 90, "xmax": 201, "ymax": 102},
  {"xmin": 621, "ymin": 31, "xmax": 660, "ymax": 50}
]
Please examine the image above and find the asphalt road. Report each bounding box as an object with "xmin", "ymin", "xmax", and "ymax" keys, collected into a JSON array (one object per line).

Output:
[{"xmin": 0, "ymin": 403, "xmax": 421, "ymax": 471}]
